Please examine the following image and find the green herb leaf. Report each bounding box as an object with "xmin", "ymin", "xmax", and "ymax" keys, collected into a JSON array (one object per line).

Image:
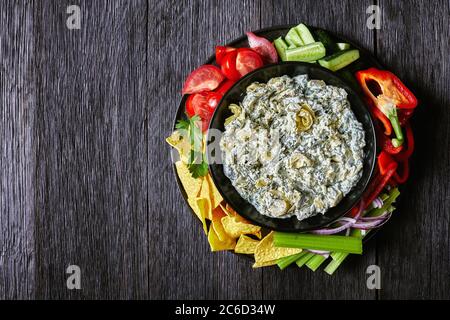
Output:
[{"xmin": 176, "ymin": 115, "xmax": 208, "ymax": 179}]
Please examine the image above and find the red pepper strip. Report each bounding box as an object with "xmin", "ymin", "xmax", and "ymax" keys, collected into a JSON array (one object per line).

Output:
[
  {"xmin": 381, "ymin": 134, "xmax": 403, "ymax": 154},
  {"xmin": 393, "ymin": 159, "xmax": 410, "ymax": 184},
  {"xmin": 394, "ymin": 123, "xmax": 414, "ymax": 162},
  {"xmin": 355, "ymin": 68, "xmax": 418, "ymax": 110},
  {"xmin": 370, "ymin": 100, "xmax": 393, "ymax": 136},
  {"xmin": 362, "ymin": 163, "xmax": 398, "ymax": 210},
  {"xmin": 378, "ymin": 151, "xmax": 397, "ymax": 175}
]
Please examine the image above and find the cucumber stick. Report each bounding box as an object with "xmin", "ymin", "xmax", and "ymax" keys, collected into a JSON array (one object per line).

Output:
[
  {"xmin": 337, "ymin": 42, "xmax": 351, "ymax": 50},
  {"xmin": 318, "ymin": 49, "xmax": 360, "ymax": 71},
  {"xmin": 285, "ymin": 28, "xmax": 304, "ymax": 47},
  {"xmin": 314, "ymin": 29, "xmax": 339, "ymax": 53},
  {"xmin": 294, "ymin": 23, "xmax": 315, "ymax": 45},
  {"xmin": 273, "ymin": 37, "xmax": 288, "ymax": 61},
  {"xmin": 285, "ymin": 42, "xmax": 326, "ymax": 62}
]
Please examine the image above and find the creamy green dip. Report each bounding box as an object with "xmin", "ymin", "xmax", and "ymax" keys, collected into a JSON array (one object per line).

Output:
[{"xmin": 220, "ymin": 75, "xmax": 365, "ymax": 221}]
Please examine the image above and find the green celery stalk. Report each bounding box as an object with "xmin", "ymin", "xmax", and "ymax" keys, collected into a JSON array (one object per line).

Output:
[
  {"xmin": 277, "ymin": 252, "xmax": 306, "ymax": 270},
  {"xmin": 296, "ymin": 252, "xmax": 315, "ymax": 268},
  {"xmin": 325, "ymin": 188, "xmax": 400, "ymax": 274},
  {"xmin": 274, "ymin": 233, "xmax": 363, "ymax": 254},
  {"xmin": 305, "ymin": 254, "xmax": 328, "ymax": 272},
  {"xmin": 324, "ymin": 252, "xmax": 349, "ymax": 275}
]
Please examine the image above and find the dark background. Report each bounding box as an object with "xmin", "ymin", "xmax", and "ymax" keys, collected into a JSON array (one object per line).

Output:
[{"xmin": 1, "ymin": 0, "xmax": 449, "ymax": 299}]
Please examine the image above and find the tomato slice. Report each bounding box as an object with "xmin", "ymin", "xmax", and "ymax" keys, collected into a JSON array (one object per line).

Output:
[
  {"xmin": 185, "ymin": 94, "xmax": 196, "ymax": 117},
  {"xmin": 182, "ymin": 65, "xmax": 225, "ymax": 95},
  {"xmin": 221, "ymin": 51, "xmax": 241, "ymax": 81},
  {"xmin": 235, "ymin": 48, "xmax": 264, "ymax": 77},
  {"xmin": 186, "ymin": 92, "xmax": 222, "ymax": 132},
  {"xmin": 215, "ymin": 79, "xmax": 236, "ymax": 96},
  {"xmin": 216, "ymin": 46, "xmax": 236, "ymax": 65}
]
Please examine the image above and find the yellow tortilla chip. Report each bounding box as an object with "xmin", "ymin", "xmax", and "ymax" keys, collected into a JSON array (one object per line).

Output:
[
  {"xmin": 187, "ymin": 197, "xmax": 202, "ymax": 221},
  {"xmin": 199, "ymin": 178, "xmax": 212, "ymax": 219},
  {"xmin": 211, "ymin": 207, "xmax": 232, "ymax": 242},
  {"xmin": 206, "ymin": 174, "xmax": 223, "ymax": 208},
  {"xmin": 208, "ymin": 225, "xmax": 236, "ymax": 252},
  {"xmin": 196, "ymin": 197, "xmax": 211, "ymax": 234},
  {"xmin": 223, "ymin": 204, "xmax": 249, "ymax": 223},
  {"xmin": 234, "ymin": 235, "xmax": 260, "ymax": 254},
  {"xmin": 254, "ymin": 232, "xmax": 302, "ymax": 264},
  {"xmin": 221, "ymin": 216, "xmax": 262, "ymax": 239},
  {"xmin": 166, "ymin": 131, "xmax": 190, "ymax": 162},
  {"xmin": 252, "ymin": 259, "xmax": 277, "ymax": 268},
  {"xmin": 175, "ymin": 161, "xmax": 202, "ymax": 198}
]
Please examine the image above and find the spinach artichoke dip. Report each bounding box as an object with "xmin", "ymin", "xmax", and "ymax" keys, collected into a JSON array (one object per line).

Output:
[{"xmin": 220, "ymin": 75, "xmax": 365, "ymax": 221}]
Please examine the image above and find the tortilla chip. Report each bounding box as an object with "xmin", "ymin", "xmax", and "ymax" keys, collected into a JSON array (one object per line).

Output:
[
  {"xmin": 199, "ymin": 178, "xmax": 213, "ymax": 219},
  {"xmin": 175, "ymin": 161, "xmax": 202, "ymax": 198},
  {"xmin": 211, "ymin": 207, "xmax": 233, "ymax": 242},
  {"xmin": 221, "ymin": 216, "xmax": 262, "ymax": 239},
  {"xmin": 234, "ymin": 235, "xmax": 260, "ymax": 254},
  {"xmin": 187, "ymin": 197, "xmax": 202, "ymax": 221},
  {"xmin": 166, "ymin": 131, "xmax": 190, "ymax": 162},
  {"xmin": 196, "ymin": 197, "xmax": 211, "ymax": 234},
  {"xmin": 252, "ymin": 259, "xmax": 277, "ymax": 268},
  {"xmin": 223, "ymin": 204, "xmax": 249, "ymax": 223},
  {"xmin": 207, "ymin": 225, "xmax": 236, "ymax": 252},
  {"xmin": 206, "ymin": 174, "xmax": 223, "ymax": 208},
  {"xmin": 254, "ymin": 232, "xmax": 302, "ymax": 264}
]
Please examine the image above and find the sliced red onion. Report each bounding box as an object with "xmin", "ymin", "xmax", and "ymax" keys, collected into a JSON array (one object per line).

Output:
[
  {"xmin": 337, "ymin": 217, "xmax": 357, "ymax": 224},
  {"xmin": 345, "ymin": 228, "xmax": 351, "ymax": 236},
  {"xmin": 353, "ymin": 213, "xmax": 393, "ymax": 230},
  {"xmin": 311, "ymin": 220, "xmax": 354, "ymax": 235}
]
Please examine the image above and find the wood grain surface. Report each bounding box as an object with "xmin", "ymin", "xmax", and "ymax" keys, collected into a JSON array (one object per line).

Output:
[{"xmin": 0, "ymin": 0, "xmax": 448, "ymax": 299}]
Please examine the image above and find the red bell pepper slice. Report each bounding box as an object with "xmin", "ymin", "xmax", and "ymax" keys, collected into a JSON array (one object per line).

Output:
[
  {"xmin": 362, "ymin": 163, "xmax": 398, "ymax": 210},
  {"xmin": 393, "ymin": 159, "xmax": 410, "ymax": 184},
  {"xmin": 371, "ymin": 101, "xmax": 393, "ymax": 136},
  {"xmin": 394, "ymin": 123, "xmax": 414, "ymax": 162},
  {"xmin": 381, "ymin": 134, "xmax": 403, "ymax": 154},
  {"xmin": 356, "ymin": 68, "xmax": 418, "ymax": 147},
  {"xmin": 378, "ymin": 151, "xmax": 397, "ymax": 175},
  {"xmin": 356, "ymin": 68, "xmax": 418, "ymax": 109}
]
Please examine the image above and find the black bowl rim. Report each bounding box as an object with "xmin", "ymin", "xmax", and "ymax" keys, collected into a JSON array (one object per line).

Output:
[{"xmin": 206, "ymin": 61, "xmax": 377, "ymax": 232}]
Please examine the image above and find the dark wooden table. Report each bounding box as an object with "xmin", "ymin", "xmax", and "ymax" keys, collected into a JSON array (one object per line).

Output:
[{"xmin": 1, "ymin": 0, "xmax": 449, "ymax": 300}]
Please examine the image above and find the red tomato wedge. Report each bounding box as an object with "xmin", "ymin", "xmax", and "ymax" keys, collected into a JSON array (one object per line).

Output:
[
  {"xmin": 185, "ymin": 92, "xmax": 222, "ymax": 132},
  {"xmin": 216, "ymin": 46, "xmax": 236, "ymax": 65},
  {"xmin": 235, "ymin": 48, "xmax": 264, "ymax": 77},
  {"xmin": 182, "ymin": 65, "xmax": 225, "ymax": 95},
  {"xmin": 246, "ymin": 32, "xmax": 278, "ymax": 64},
  {"xmin": 221, "ymin": 51, "xmax": 241, "ymax": 81},
  {"xmin": 215, "ymin": 79, "xmax": 236, "ymax": 96}
]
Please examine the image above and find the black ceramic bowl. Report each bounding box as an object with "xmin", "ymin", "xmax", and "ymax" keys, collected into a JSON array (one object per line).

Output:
[{"xmin": 207, "ymin": 62, "xmax": 376, "ymax": 232}]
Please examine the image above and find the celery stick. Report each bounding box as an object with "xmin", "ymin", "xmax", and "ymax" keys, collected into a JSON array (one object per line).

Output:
[
  {"xmin": 295, "ymin": 252, "xmax": 315, "ymax": 268},
  {"xmin": 274, "ymin": 233, "xmax": 363, "ymax": 254},
  {"xmin": 367, "ymin": 188, "xmax": 400, "ymax": 217},
  {"xmin": 325, "ymin": 189, "xmax": 400, "ymax": 273},
  {"xmin": 306, "ymin": 254, "xmax": 328, "ymax": 272},
  {"xmin": 277, "ymin": 252, "xmax": 306, "ymax": 270},
  {"xmin": 324, "ymin": 252, "xmax": 349, "ymax": 275}
]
